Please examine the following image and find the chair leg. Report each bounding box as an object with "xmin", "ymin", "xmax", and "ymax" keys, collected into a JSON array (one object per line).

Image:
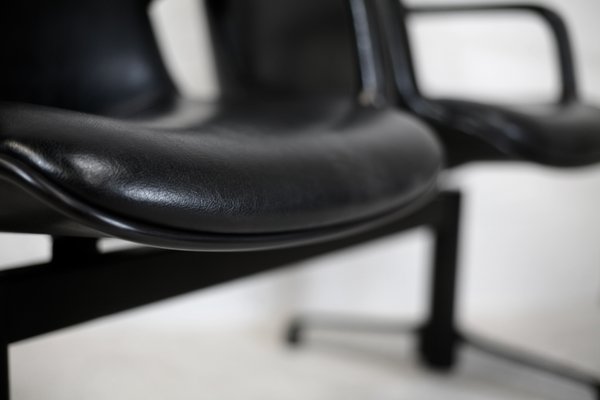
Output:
[
  {"xmin": 461, "ymin": 331, "xmax": 600, "ymax": 400},
  {"xmin": 417, "ymin": 191, "xmax": 462, "ymax": 371},
  {"xmin": 51, "ymin": 236, "xmax": 99, "ymax": 263},
  {"xmin": 285, "ymin": 313, "xmax": 417, "ymax": 346},
  {"xmin": 0, "ymin": 342, "xmax": 8, "ymax": 400}
]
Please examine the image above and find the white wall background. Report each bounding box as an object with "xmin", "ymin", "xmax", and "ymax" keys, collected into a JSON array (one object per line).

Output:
[{"xmin": 2, "ymin": 0, "xmax": 600, "ymax": 384}]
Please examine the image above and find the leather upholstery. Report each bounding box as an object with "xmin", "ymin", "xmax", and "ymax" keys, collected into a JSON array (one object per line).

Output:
[{"xmin": 0, "ymin": 97, "xmax": 442, "ymax": 247}]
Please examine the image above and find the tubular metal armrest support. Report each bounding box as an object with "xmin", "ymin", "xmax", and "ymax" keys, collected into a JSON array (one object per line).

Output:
[{"xmin": 407, "ymin": 3, "xmax": 578, "ymax": 103}]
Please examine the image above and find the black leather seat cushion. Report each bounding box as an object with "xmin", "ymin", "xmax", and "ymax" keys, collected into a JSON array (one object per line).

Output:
[
  {"xmin": 0, "ymin": 97, "xmax": 441, "ymax": 247},
  {"xmin": 423, "ymin": 99, "xmax": 600, "ymax": 167}
]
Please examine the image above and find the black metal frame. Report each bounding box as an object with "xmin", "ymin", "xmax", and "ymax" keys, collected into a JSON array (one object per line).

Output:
[
  {"xmin": 288, "ymin": 188, "xmax": 600, "ymax": 399},
  {"xmin": 0, "ymin": 190, "xmax": 456, "ymax": 399}
]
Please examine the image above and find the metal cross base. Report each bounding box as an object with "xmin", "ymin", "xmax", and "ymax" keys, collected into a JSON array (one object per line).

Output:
[{"xmin": 285, "ymin": 190, "xmax": 599, "ymax": 399}]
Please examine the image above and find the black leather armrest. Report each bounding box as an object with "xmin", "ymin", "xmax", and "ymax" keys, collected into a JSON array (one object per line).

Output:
[{"xmin": 407, "ymin": 3, "xmax": 578, "ymax": 104}]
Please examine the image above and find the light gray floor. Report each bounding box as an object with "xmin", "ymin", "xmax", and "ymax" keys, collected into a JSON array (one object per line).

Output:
[
  {"xmin": 8, "ymin": 318, "xmax": 597, "ymax": 400},
  {"xmin": 3, "ymin": 163, "xmax": 600, "ymax": 399}
]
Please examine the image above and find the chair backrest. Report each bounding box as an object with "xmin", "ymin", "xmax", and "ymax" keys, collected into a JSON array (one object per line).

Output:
[
  {"xmin": 205, "ymin": 0, "xmax": 389, "ymax": 104},
  {"xmin": 0, "ymin": 0, "xmax": 176, "ymax": 115}
]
